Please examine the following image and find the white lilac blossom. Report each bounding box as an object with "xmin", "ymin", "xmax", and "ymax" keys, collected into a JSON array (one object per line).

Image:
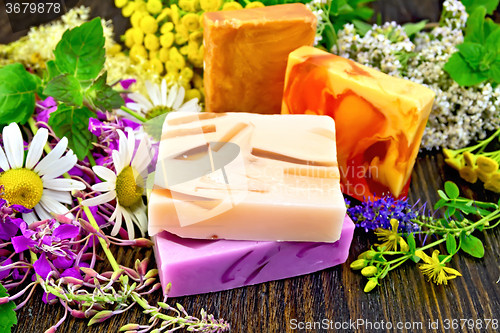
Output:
[
  {"xmin": 333, "ymin": 0, "xmax": 500, "ymax": 150},
  {"xmin": 306, "ymin": 0, "xmax": 329, "ymax": 45}
]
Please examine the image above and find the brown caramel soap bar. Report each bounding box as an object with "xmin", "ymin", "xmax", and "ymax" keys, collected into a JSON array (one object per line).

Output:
[
  {"xmin": 203, "ymin": 4, "xmax": 316, "ymax": 114},
  {"xmin": 149, "ymin": 112, "xmax": 346, "ymax": 243}
]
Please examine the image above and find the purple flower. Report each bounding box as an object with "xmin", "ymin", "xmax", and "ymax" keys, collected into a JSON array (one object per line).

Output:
[
  {"xmin": 11, "ymin": 235, "xmax": 36, "ymax": 253},
  {"xmin": 120, "ymin": 78, "xmax": 136, "ymax": 90},
  {"xmin": 0, "ymin": 257, "xmax": 13, "ymax": 280},
  {"xmin": 0, "ymin": 196, "xmax": 31, "ymax": 240},
  {"xmin": 33, "ymin": 253, "xmax": 52, "ymax": 279}
]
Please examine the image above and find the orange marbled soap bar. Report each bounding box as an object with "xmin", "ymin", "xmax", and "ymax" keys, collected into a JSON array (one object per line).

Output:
[
  {"xmin": 203, "ymin": 4, "xmax": 316, "ymax": 114},
  {"xmin": 282, "ymin": 46, "xmax": 435, "ymax": 200}
]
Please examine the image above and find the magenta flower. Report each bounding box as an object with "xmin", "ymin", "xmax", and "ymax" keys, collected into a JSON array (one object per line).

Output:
[
  {"xmin": 120, "ymin": 78, "xmax": 136, "ymax": 90},
  {"xmin": 0, "ymin": 195, "xmax": 32, "ymax": 240}
]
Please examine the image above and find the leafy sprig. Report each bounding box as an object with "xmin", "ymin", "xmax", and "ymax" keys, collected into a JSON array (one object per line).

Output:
[
  {"xmin": 351, "ymin": 181, "xmax": 500, "ymax": 292},
  {"xmin": 0, "ymin": 284, "xmax": 16, "ymax": 333}
]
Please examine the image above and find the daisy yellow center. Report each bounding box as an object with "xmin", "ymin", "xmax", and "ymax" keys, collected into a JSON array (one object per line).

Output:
[
  {"xmin": 0, "ymin": 168, "xmax": 43, "ymax": 209},
  {"xmin": 146, "ymin": 106, "xmax": 172, "ymax": 120},
  {"xmin": 115, "ymin": 166, "xmax": 143, "ymax": 208}
]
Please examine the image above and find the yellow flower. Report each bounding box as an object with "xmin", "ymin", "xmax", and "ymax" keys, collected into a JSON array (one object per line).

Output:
[
  {"xmin": 222, "ymin": 2, "xmax": 243, "ymax": 10},
  {"xmin": 485, "ymin": 172, "xmax": 500, "ymax": 192},
  {"xmin": 149, "ymin": 50, "xmax": 158, "ymax": 60},
  {"xmin": 415, "ymin": 250, "xmax": 461, "ymax": 285},
  {"xmin": 159, "ymin": 47, "xmax": 170, "ymax": 62},
  {"xmin": 160, "ymin": 33, "xmax": 175, "ymax": 48},
  {"xmin": 182, "ymin": 13, "xmax": 200, "ymax": 31},
  {"xmin": 185, "ymin": 88, "xmax": 201, "ymax": 101},
  {"xmin": 476, "ymin": 156, "xmax": 499, "ymax": 174},
  {"xmin": 189, "ymin": 31, "xmax": 203, "ymax": 44},
  {"xmin": 192, "ymin": 73, "xmax": 203, "ymax": 88},
  {"xmin": 374, "ymin": 219, "xmax": 409, "ymax": 252},
  {"xmin": 170, "ymin": 47, "xmax": 186, "ymax": 69},
  {"xmin": 156, "ymin": 8, "xmax": 171, "ymax": 22},
  {"xmin": 175, "ymin": 33, "xmax": 189, "ymax": 45},
  {"xmin": 165, "ymin": 60, "xmax": 180, "ymax": 74},
  {"xmin": 140, "ymin": 15, "xmax": 158, "ymax": 34},
  {"xmin": 115, "ymin": 0, "xmax": 129, "ymax": 8},
  {"xmin": 171, "ymin": 4, "xmax": 180, "ymax": 25},
  {"xmin": 144, "ymin": 33, "xmax": 160, "ymax": 50},
  {"xmin": 131, "ymin": 11, "xmax": 145, "ymax": 28},
  {"xmin": 147, "ymin": 0, "xmax": 163, "ymax": 14},
  {"xmin": 245, "ymin": 1, "xmax": 265, "ymax": 8},
  {"xmin": 165, "ymin": 72, "xmax": 180, "ymax": 82},
  {"xmin": 122, "ymin": 1, "xmax": 137, "ymax": 17},
  {"xmin": 445, "ymin": 155, "xmax": 464, "ymax": 171},
  {"xmin": 179, "ymin": 0, "xmax": 200, "ymax": 12},
  {"xmin": 180, "ymin": 67, "xmax": 194, "ymax": 81},
  {"xmin": 149, "ymin": 58, "xmax": 164, "ymax": 74},
  {"xmin": 364, "ymin": 279, "xmax": 378, "ymax": 292},
  {"xmin": 130, "ymin": 44, "xmax": 148, "ymax": 62},
  {"xmin": 161, "ymin": 22, "xmax": 174, "ymax": 34},
  {"xmin": 463, "ymin": 151, "xmax": 476, "ymax": 167},
  {"xmin": 108, "ymin": 44, "xmax": 122, "ymax": 56},
  {"xmin": 132, "ymin": 28, "xmax": 144, "ymax": 45},
  {"xmin": 475, "ymin": 167, "xmax": 492, "ymax": 183},
  {"xmin": 200, "ymin": 0, "xmax": 222, "ymax": 12},
  {"xmin": 176, "ymin": 24, "xmax": 189, "ymax": 40},
  {"xmin": 459, "ymin": 166, "xmax": 478, "ymax": 184},
  {"xmin": 124, "ymin": 28, "xmax": 135, "ymax": 48},
  {"xmin": 442, "ymin": 148, "xmax": 459, "ymax": 159}
]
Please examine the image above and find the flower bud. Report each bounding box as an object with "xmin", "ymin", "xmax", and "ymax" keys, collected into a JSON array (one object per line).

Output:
[
  {"xmin": 79, "ymin": 218, "xmax": 98, "ymax": 234},
  {"xmin": 358, "ymin": 250, "xmax": 376, "ymax": 260},
  {"xmin": 119, "ymin": 266, "xmax": 140, "ymax": 281},
  {"xmin": 165, "ymin": 282, "xmax": 172, "ymax": 295},
  {"xmin": 80, "ymin": 267, "xmax": 98, "ymax": 278},
  {"xmin": 133, "ymin": 238, "xmax": 154, "ymax": 247},
  {"xmin": 70, "ymin": 310, "xmax": 87, "ymax": 319},
  {"xmin": 361, "ymin": 266, "xmax": 378, "ymax": 277},
  {"xmin": 0, "ymin": 297, "xmax": 10, "ymax": 304},
  {"xmin": 364, "ymin": 279, "xmax": 378, "ymax": 292},
  {"xmin": 44, "ymin": 326, "xmax": 57, "ymax": 333},
  {"xmin": 60, "ymin": 276, "xmax": 84, "ymax": 286},
  {"xmin": 144, "ymin": 269, "xmax": 158, "ymax": 280},
  {"xmin": 88, "ymin": 310, "xmax": 113, "ymax": 326},
  {"xmin": 119, "ymin": 324, "xmax": 140, "ymax": 331},
  {"xmin": 111, "ymin": 269, "xmax": 125, "ymax": 282},
  {"xmin": 350, "ymin": 259, "xmax": 367, "ymax": 270},
  {"xmin": 51, "ymin": 212, "xmax": 73, "ymax": 224},
  {"xmin": 143, "ymin": 278, "xmax": 156, "ymax": 287}
]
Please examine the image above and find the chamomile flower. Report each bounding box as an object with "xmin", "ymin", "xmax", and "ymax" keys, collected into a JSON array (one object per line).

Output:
[
  {"xmin": 415, "ymin": 249, "xmax": 461, "ymax": 285},
  {"xmin": 81, "ymin": 129, "xmax": 152, "ymax": 240},
  {"xmin": 126, "ymin": 79, "xmax": 201, "ymax": 120},
  {"xmin": 0, "ymin": 123, "xmax": 85, "ymax": 224}
]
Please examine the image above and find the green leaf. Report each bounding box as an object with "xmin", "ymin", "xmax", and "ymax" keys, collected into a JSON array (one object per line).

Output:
[
  {"xmin": 438, "ymin": 254, "xmax": 452, "ymax": 263},
  {"xmin": 465, "ymin": 6, "xmax": 486, "ymax": 44},
  {"xmin": 0, "ymin": 63, "xmax": 38, "ymax": 125},
  {"xmin": 487, "ymin": 61, "xmax": 500, "ymax": 83},
  {"xmin": 444, "ymin": 52, "xmax": 488, "ymax": 86},
  {"xmin": 446, "ymin": 233, "xmax": 457, "ymax": 255},
  {"xmin": 460, "ymin": 233, "xmax": 485, "ymax": 258},
  {"xmin": 53, "ymin": 17, "xmax": 105, "ymax": 81},
  {"xmin": 0, "ymin": 284, "xmax": 17, "ymax": 333},
  {"xmin": 48, "ymin": 104, "xmax": 95, "ymax": 160},
  {"xmin": 462, "ymin": 0, "xmax": 499, "ymax": 15},
  {"xmin": 350, "ymin": 6, "xmax": 374, "ymax": 21},
  {"xmin": 322, "ymin": 24, "xmax": 336, "ymax": 52},
  {"xmin": 485, "ymin": 29, "xmax": 500, "ymax": 54},
  {"xmin": 484, "ymin": 18, "xmax": 499, "ymax": 40},
  {"xmin": 444, "ymin": 181, "xmax": 460, "ymax": 199},
  {"xmin": 349, "ymin": 0, "xmax": 377, "ymax": 5},
  {"xmin": 437, "ymin": 189, "xmax": 449, "ymax": 201},
  {"xmin": 456, "ymin": 43, "xmax": 486, "ymax": 70},
  {"xmin": 338, "ymin": 3, "xmax": 354, "ymax": 15},
  {"xmin": 44, "ymin": 74, "xmax": 83, "ymax": 106},
  {"xmin": 330, "ymin": 0, "xmax": 347, "ymax": 15},
  {"xmin": 83, "ymin": 72, "xmax": 124, "ymax": 112},
  {"xmin": 403, "ymin": 20, "xmax": 428, "ymax": 38},
  {"xmin": 46, "ymin": 60, "xmax": 61, "ymax": 80},
  {"xmin": 407, "ymin": 233, "xmax": 416, "ymax": 253},
  {"xmin": 434, "ymin": 198, "xmax": 446, "ymax": 210},
  {"xmin": 410, "ymin": 255, "xmax": 421, "ymax": 263},
  {"xmin": 352, "ymin": 19, "xmax": 372, "ymax": 36}
]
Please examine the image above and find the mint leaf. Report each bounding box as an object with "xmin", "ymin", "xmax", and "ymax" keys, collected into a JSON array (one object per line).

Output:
[
  {"xmin": 456, "ymin": 43, "xmax": 485, "ymax": 70},
  {"xmin": 46, "ymin": 60, "xmax": 61, "ymax": 81},
  {"xmin": 44, "ymin": 74, "xmax": 83, "ymax": 107},
  {"xmin": 331, "ymin": 0, "xmax": 347, "ymax": 15},
  {"xmin": 352, "ymin": 19, "xmax": 372, "ymax": 36},
  {"xmin": 465, "ymin": 6, "xmax": 486, "ymax": 44},
  {"xmin": 485, "ymin": 28, "xmax": 500, "ymax": 54},
  {"xmin": 460, "ymin": 233, "xmax": 485, "ymax": 258},
  {"xmin": 48, "ymin": 104, "xmax": 94, "ymax": 160},
  {"xmin": 484, "ymin": 18, "xmax": 499, "ymax": 40},
  {"xmin": 444, "ymin": 52, "xmax": 488, "ymax": 86},
  {"xmin": 0, "ymin": 284, "xmax": 17, "ymax": 333},
  {"xmin": 487, "ymin": 61, "xmax": 500, "ymax": 83},
  {"xmin": 84, "ymin": 72, "xmax": 124, "ymax": 112},
  {"xmin": 53, "ymin": 17, "xmax": 105, "ymax": 81},
  {"xmin": 462, "ymin": 0, "xmax": 499, "ymax": 15},
  {"xmin": 0, "ymin": 63, "xmax": 38, "ymax": 125},
  {"xmin": 403, "ymin": 20, "xmax": 428, "ymax": 38}
]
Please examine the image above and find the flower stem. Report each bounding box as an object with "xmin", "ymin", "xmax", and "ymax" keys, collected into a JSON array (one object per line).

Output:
[{"xmin": 120, "ymin": 106, "xmax": 147, "ymax": 123}]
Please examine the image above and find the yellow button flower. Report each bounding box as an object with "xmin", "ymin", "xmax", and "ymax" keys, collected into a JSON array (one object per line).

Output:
[
  {"xmin": 192, "ymin": 73, "xmax": 203, "ymax": 89},
  {"xmin": 179, "ymin": 0, "xmax": 199, "ymax": 12},
  {"xmin": 476, "ymin": 156, "xmax": 499, "ymax": 174},
  {"xmin": 124, "ymin": 28, "xmax": 135, "ymax": 48},
  {"xmin": 130, "ymin": 44, "xmax": 148, "ymax": 62},
  {"xmin": 245, "ymin": 1, "xmax": 265, "ymax": 8},
  {"xmin": 475, "ymin": 167, "xmax": 491, "ymax": 183},
  {"xmin": 200, "ymin": 0, "xmax": 222, "ymax": 12},
  {"xmin": 182, "ymin": 13, "xmax": 200, "ymax": 31},
  {"xmin": 222, "ymin": 2, "xmax": 243, "ymax": 10},
  {"xmin": 150, "ymin": 58, "xmax": 164, "ymax": 74},
  {"xmin": 180, "ymin": 67, "xmax": 194, "ymax": 81},
  {"xmin": 131, "ymin": 11, "xmax": 145, "ymax": 28},
  {"xmin": 165, "ymin": 72, "xmax": 180, "ymax": 82},
  {"xmin": 171, "ymin": 4, "xmax": 180, "ymax": 25},
  {"xmin": 175, "ymin": 33, "xmax": 189, "ymax": 45},
  {"xmin": 176, "ymin": 24, "xmax": 189, "ymax": 39},
  {"xmin": 170, "ymin": 47, "xmax": 186, "ymax": 69},
  {"xmin": 140, "ymin": 15, "xmax": 158, "ymax": 34},
  {"xmin": 122, "ymin": 1, "xmax": 137, "ymax": 17},
  {"xmin": 185, "ymin": 88, "xmax": 201, "ymax": 101},
  {"xmin": 189, "ymin": 31, "xmax": 203, "ymax": 44},
  {"xmin": 445, "ymin": 156, "xmax": 464, "ymax": 171},
  {"xmin": 159, "ymin": 47, "xmax": 170, "ymax": 62},
  {"xmin": 108, "ymin": 44, "xmax": 122, "ymax": 56},
  {"xmin": 132, "ymin": 28, "xmax": 144, "ymax": 45},
  {"xmin": 115, "ymin": 0, "xmax": 129, "ymax": 8},
  {"xmin": 144, "ymin": 33, "xmax": 160, "ymax": 50},
  {"xmin": 147, "ymin": 0, "xmax": 163, "ymax": 14},
  {"xmin": 463, "ymin": 151, "xmax": 476, "ymax": 167},
  {"xmin": 459, "ymin": 166, "xmax": 478, "ymax": 184},
  {"xmin": 165, "ymin": 61, "xmax": 180, "ymax": 74},
  {"xmin": 179, "ymin": 45, "xmax": 190, "ymax": 55},
  {"xmin": 156, "ymin": 8, "xmax": 171, "ymax": 22},
  {"xmin": 160, "ymin": 32, "xmax": 175, "ymax": 48},
  {"xmin": 161, "ymin": 22, "xmax": 174, "ymax": 34},
  {"xmin": 149, "ymin": 50, "xmax": 158, "ymax": 60}
]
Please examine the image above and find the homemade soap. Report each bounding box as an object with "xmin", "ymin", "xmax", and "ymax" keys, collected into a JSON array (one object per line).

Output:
[
  {"xmin": 149, "ymin": 112, "xmax": 346, "ymax": 242},
  {"xmin": 282, "ymin": 46, "xmax": 435, "ymax": 200},
  {"xmin": 153, "ymin": 215, "xmax": 355, "ymax": 297},
  {"xmin": 203, "ymin": 4, "xmax": 316, "ymax": 114}
]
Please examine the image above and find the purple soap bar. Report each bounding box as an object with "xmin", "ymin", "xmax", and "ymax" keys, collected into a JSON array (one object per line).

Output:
[{"xmin": 152, "ymin": 215, "xmax": 354, "ymax": 297}]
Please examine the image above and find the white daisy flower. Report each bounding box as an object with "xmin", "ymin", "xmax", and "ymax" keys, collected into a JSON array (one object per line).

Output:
[
  {"xmin": 0, "ymin": 123, "xmax": 85, "ymax": 224},
  {"xmin": 126, "ymin": 79, "xmax": 202, "ymax": 120},
  {"xmin": 81, "ymin": 129, "xmax": 152, "ymax": 240}
]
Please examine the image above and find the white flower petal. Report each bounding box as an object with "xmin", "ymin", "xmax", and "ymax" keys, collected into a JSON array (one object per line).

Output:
[
  {"xmin": 0, "ymin": 146, "xmax": 10, "ymax": 171},
  {"xmin": 34, "ymin": 203, "xmax": 52, "ymax": 221},
  {"xmin": 81, "ymin": 190, "xmax": 117, "ymax": 207},
  {"xmin": 42, "ymin": 189, "xmax": 73, "ymax": 205},
  {"xmin": 126, "ymin": 103, "xmax": 144, "ymax": 113},
  {"xmin": 146, "ymin": 81, "xmax": 161, "ymax": 106},
  {"xmin": 126, "ymin": 128, "xmax": 135, "ymax": 165},
  {"xmin": 172, "ymin": 86, "xmax": 186, "ymax": 110},
  {"xmin": 35, "ymin": 137, "xmax": 68, "ymax": 175},
  {"xmin": 41, "ymin": 151, "xmax": 78, "ymax": 181},
  {"xmin": 93, "ymin": 166, "xmax": 117, "ymax": 183},
  {"xmin": 111, "ymin": 205, "xmax": 123, "ymax": 236},
  {"xmin": 117, "ymin": 129, "xmax": 130, "ymax": 165},
  {"xmin": 121, "ymin": 208, "xmax": 135, "ymax": 240},
  {"xmin": 129, "ymin": 93, "xmax": 154, "ymax": 110},
  {"xmin": 177, "ymin": 98, "xmax": 201, "ymax": 113},
  {"xmin": 161, "ymin": 79, "xmax": 168, "ymax": 106},
  {"xmin": 131, "ymin": 138, "xmax": 152, "ymax": 173},
  {"xmin": 25, "ymin": 128, "xmax": 48, "ymax": 170},
  {"xmin": 40, "ymin": 195, "xmax": 70, "ymax": 215},
  {"xmin": 92, "ymin": 181, "xmax": 115, "ymax": 192},
  {"xmin": 132, "ymin": 201, "xmax": 148, "ymax": 233},
  {"xmin": 43, "ymin": 178, "xmax": 86, "ymax": 191},
  {"xmin": 22, "ymin": 212, "xmax": 38, "ymax": 225},
  {"xmin": 112, "ymin": 150, "xmax": 125, "ymax": 175},
  {"xmin": 3, "ymin": 123, "xmax": 24, "ymax": 169},
  {"xmin": 166, "ymin": 84, "xmax": 178, "ymax": 108}
]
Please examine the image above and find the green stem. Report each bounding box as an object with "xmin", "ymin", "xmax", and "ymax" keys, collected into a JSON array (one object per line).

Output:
[
  {"xmin": 87, "ymin": 152, "xmax": 97, "ymax": 167},
  {"xmin": 120, "ymin": 106, "xmax": 147, "ymax": 123}
]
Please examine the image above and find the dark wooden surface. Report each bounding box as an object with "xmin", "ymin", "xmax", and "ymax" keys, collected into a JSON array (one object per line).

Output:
[{"xmin": 3, "ymin": 0, "xmax": 500, "ymax": 332}]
